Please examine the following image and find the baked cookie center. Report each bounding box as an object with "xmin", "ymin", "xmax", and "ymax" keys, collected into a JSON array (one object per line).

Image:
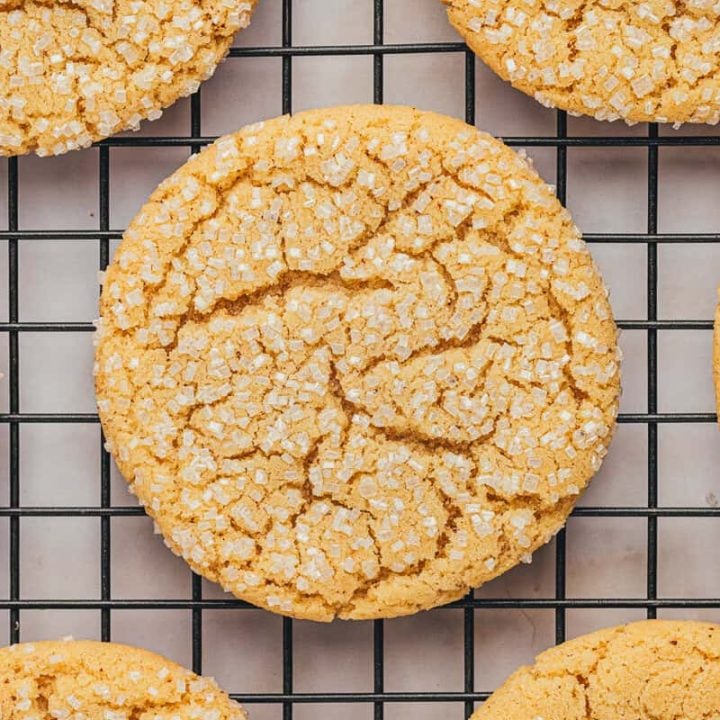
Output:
[{"xmin": 154, "ymin": 218, "xmax": 590, "ymax": 604}]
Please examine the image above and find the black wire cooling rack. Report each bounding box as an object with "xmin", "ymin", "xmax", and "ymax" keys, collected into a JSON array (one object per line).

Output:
[{"xmin": 1, "ymin": 1, "xmax": 720, "ymax": 718}]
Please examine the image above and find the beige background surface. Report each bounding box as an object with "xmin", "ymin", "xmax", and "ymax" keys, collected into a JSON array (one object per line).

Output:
[{"xmin": 1, "ymin": 1, "xmax": 720, "ymax": 718}]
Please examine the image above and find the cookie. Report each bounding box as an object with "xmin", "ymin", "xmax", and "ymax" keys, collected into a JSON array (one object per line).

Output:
[
  {"xmin": 0, "ymin": 0, "xmax": 258, "ymax": 156},
  {"xmin": 0, "ymin": 639, "xmax": 247, "ymax": 720},
  {"xmin": 443, "ymin": 0, "xmax": 720, "ymax": 125},
  {"xmin": 95, "ymin": 104, "xmax": 620, "ymax": 621},
  {"xmin": 472, "ymin": 620, "xmax": 720, "ymax": 719}
]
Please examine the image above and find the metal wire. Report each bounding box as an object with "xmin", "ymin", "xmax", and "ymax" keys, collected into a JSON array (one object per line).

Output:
[
  {"xmin": 2, "ymin": 3, "xmax": 718, "ymax": 718},
  {"xmin": 373, "ymin": 4, "xmax": 385, "ymax": 717}
]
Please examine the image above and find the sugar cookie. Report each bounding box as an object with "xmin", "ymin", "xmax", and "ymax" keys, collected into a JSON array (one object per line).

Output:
[
  {"xmin": 96, "ymin": 105, "xmax": 620, "ymax": 620},
  {"xmin": 472, "ymin": 620, "xmax": 720, "ymax": 719},
  {"xmin": 0, "ymin": 639, "xmax": 246, "ymax": 720},
  {"xmin": 0, "ymin": 0, "xmax": 258, "ymax": 156},
  {"xmin": 444, "ymin": 0, "xmax": 720, "ymax": 124}
]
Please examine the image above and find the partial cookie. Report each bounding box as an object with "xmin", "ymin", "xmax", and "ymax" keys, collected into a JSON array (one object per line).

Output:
[
  {"xmin": 472, "ymin": 620, "xmax": 720, "ymax": 719},
  {"xmin": 95, "ymin": 104, "xmax": 620, "ymax": 621},
  {"xmin": 0, "ymin": 639, "xmax": 247, "ymax": 720},
  {"xmin": 443, "ymin": 1, "xmax": 720, "ymax": 125},
  {"xmin": 0, "ymin": 0, "xmax": 258, "ymax": 156}
]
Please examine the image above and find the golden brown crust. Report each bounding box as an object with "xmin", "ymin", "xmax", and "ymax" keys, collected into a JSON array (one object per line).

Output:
[
  {"xmin": 443, "ymin": 0, "xmax": 720, "ymax": 125},
  {"xmin": 0, "ymin": 640, "xmax": 246, "ymax": 720},
  {"xmin": 0, "ymin": 0, "xmax": 258, "ymax": 156},
  {"xmin": 472, "ymin": 620, "xmax": 720, "ymax": 719},
  {"xmin": 95, "ymin": 104, "xmax": 620, "ymax": 621}
]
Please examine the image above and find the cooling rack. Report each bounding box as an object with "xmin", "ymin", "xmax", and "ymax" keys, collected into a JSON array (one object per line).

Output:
[{"xmin": 1, "ymin": 0, "xmax": 720, "ymax": 718}]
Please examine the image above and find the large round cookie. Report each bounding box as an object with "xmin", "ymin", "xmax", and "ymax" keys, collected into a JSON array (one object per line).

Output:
[
  {"xmin": 0, "ymin": 639, "xmax": 246, "ymax": 719},
  {"xmin": 472, "ymin": 620, "xmax": 720, "ymax": 719},
  {"xmin": 0, "ymin": 0, "xmax": 258, "ymax": 156},
  {"xmin": 95, "ymin": 104, "xmax": 620, "ymax": 621},
  {"xmin": 443, "ymin": 0, "xmax": 720, "ymax": 125}
]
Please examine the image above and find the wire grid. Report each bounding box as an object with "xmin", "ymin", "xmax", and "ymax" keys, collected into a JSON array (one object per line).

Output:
[{"xmin": 1, "ymin": 0, "xmax": 719, "ymax": 718}]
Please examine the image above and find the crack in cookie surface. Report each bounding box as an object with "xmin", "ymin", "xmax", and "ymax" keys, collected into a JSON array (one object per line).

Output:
[
  {"xmin": 472, "ymin": 620, "xmax": 720, "ymax": 719},
  {"xmin": 444, "ymin": 0, "xmax": 720, "ymax": 124},
  {"xmin": 95, "ymin": 105, "xmax": 620, "ymax": 621},
  {"xmin": 0, "ymin": 0, "xmax": 258, "ymax": 156}
]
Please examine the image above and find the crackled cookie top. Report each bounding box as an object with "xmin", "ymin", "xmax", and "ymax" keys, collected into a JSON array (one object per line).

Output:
[
  {"xmin": 0, "ymin": 640, "xmax": 246, "ymax": 720},
  {"xmin": 95, "ymin": 105, "xmax": 619, "ymax": 621},
  {"xmin": 472, "ymin": 620, "xmax": 720, "ymax": 719},
  {"xmin": 0, "ymin": 0, "xmax": 257, "ymax": 156},
  {"xmin": 444, "ymin": 0, "xmax": 720, "ymax": 124}
]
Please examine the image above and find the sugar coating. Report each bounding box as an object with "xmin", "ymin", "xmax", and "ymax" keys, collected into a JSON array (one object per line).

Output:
[
  {"xmin": 472, "ymin": 620, "xmax": 720, "ymax": 719},
  {"xmin": 0, "ymin": 640, "xmax": 246, "ymax": 720},
  {"xmin": 95, "ymin": 105, "xmax": 620, "ymax": 621},
  {"xmin": 0, "ymin": 0, "xmax": 258, "ymax": 156},
  {"xmin": 444, "ymin": 0, "xmax": 720, "ymax": 125}
]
